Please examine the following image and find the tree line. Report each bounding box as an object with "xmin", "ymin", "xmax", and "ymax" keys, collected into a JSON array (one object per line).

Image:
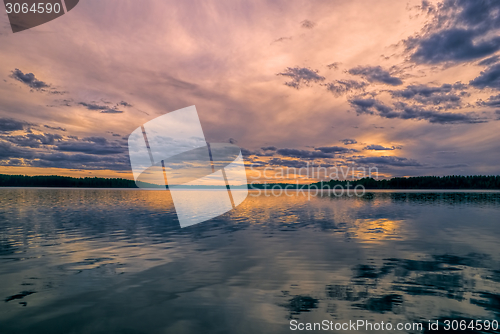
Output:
[
  {"xmin": 0, "ymin": 174, "xmax": 140, "ymax": 188},
  {"xmin": 252, "ymin": 175, "xmax": 500, "ymax": 190},
  {"xmin": 1, "ymin": 174, "xmax": 500, "ymax": 189}
]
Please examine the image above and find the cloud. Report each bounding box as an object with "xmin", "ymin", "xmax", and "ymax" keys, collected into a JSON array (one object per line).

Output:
[
  {"xmin": 277, "ymin": 67, "xmax": 325, "ymax": 89},
  {"xmin": 350, "ymin": 97, "xmax": 484, "ymax": 124},
  {"xmin": 301, "ymin": 20, "xmax": 316, "ymax": 29},
  {"xmin": 419, "ymin": 0, "xmax": 436, "ymax": 14},
  {"xmin": 30, "ymin": 152, "xmax": 130, "ymax": 170},
  {"xmin": 314, "ymin": 146, "xmax": 357, "ymax": 154},
  {"xmin": 350, "ymin": 98, "xmax": 394, "ymax": 115},
  {"xmin": 56, "ymin": 137, "xmax": 126, "ymax": 155},
  {"xmin": 478, "ymin": 55, "xmax": 500, "ymax": 66},
  {"xmin": 348, "ymin": 66, "xmax": 402, "ymax": 86},
  {"xmin": 364, "ymin": 145, "xmax": 401, "ymax": 151},
  {"xmin": 2, "ymin": 133, "xmax": 63, "ymax": 148},
  {"xmin": 355, "ymin": 156, "xmax": 422, "ymax": 167},
  {"xmin": 390, "ymin": 82, "xmax": 468, "ymax": 107},
  {"xmin": 390, "ymin": 82, "xmax": 466, "ymax": 98},
  {"xmin": 405, "ymin": 0, "xmax": 500, "ymax": 64},
  {"xmin": 0, "ymin": 117, "xmax": 30, "ymax": 133},
  {"xmin": 117, "ymin": 101, "xmax": 132, "ymax": 107},
  {"xmin": 0, "ymin": 141, "xmax": 35, "ymax": 160},
  {"xmin": 267, "ymin": 158, "xmax": 309, "ymax": 168},
  {"xmin": 327, "ymin": 62, "xmax": 341, "ymax": 70},
  {"xmin": 83, "ymin": 136, "xmax": 108, "ymax": 145},
  {"xmin": 0, "ymin": 132, "xmax": 130, "ymax": 170},
  {"xmin": 241, "ymin": 148, "xmax": 259, "ymax": 157},
  {"xmin": 261, "ymin": 146, "xmax": 277, "ymax": 151},
  {"xmin": 477, "ymin": 94, "xmax": 500, "ymax": 107},
  {"xmin": 276, "ymin": 148, "xmax": 334, "ymax": 159},
  {"xmin": 78, "ymin": 102, "xmax": 124, "ymax": 114},
  {"xmin": 325, "ymin": 80, "xmax": 367, "ymax": 96},
  {"xmin": 55, "ymin": 143, "xmax": 124, "ymax": 155},
  {"xmin": 442, "ymin": 163, "xmax": 468, "ymax": 168},
  {"xmin": 100, "ymin": 109, "xmax": 124, "ymax": 114},
  {"xmin": 78, "ymin": 102, "xmax": 108, "ymax": 110},
  {"xmin": 44, "ymin": 125, "xmax": 66, "ymax": 131},
  {"xmin": 273, "ymin": 36, "xmax": 292, "ymax": 43},
  {"xmin": 228, "ymin": 138, "xmax": 238, "ymax": 144},
  {"xmin": 272, "ymin": 146, "xmax": 358, "ymax": 160},
  {"xmin": 340, "ymin": 139, "xmax": 357, "ymax": 145},
  {"xmin": 469, "ymin": 64, "xmax": 500, "ymax": 89},
  {"xmin": 10, "ymin": 69, "xmax": 50, "ymax": 90}
]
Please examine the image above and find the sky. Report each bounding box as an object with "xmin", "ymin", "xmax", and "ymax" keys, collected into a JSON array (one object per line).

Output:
[{"xmin": 1, "ymin": 0, "xmax": 500, "ymax": 182}]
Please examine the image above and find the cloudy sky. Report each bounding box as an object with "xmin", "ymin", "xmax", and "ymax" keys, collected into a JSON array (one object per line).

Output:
[{"xmin": 0, "ymin": 0, "xmax": 500, "ymax": 182}]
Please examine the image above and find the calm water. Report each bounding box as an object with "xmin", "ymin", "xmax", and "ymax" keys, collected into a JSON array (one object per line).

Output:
[{"xmin": 0, "ymin": 189, "xmax": 499, "ymax": 333}]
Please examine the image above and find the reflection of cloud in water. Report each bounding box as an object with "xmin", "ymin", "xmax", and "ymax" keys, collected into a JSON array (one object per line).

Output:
[{"xmin": 0, "ymin": 189, "xmax": 499, "ymax": 333}]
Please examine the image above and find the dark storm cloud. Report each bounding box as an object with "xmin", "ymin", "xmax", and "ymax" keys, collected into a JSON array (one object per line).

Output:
[
  {"xmin": 277, "ymin": 67, "xmax": 325, "ymax": 89},
  {"xmin": 0, "ymin": 117, "xmax": 30, "ymax": 133},
  {"xmin": 390, "ymin": 82, "xmax": 468, "ymax": 107},
  {"xmin": 325, "ymin": 80, "xmax": 367, "ymax": 96},
  {"xmin": 261, "ymin": 146, "xmax": 277, "ymax": 151},
  {"xmin": 350, "ymin": 97, "xmax": 483, "ymax": 124},
  {"xmin": 405, "ymin": 0, "xmax": 500, "ymax": 64},
  {"xmin": 348, "ymin": 66, "xmax": 402, "ymax": 86},
  {"xmin": 364, "ymin": 145, "xmax": 401, "ymax": 151},
  {"xmin": 10, "ymin": 69, "xmax": 50, "ymax": 90},
  {"xmin": 469, "ymin": 64, "xmax": 500, "ymax": 90},
  {"xmin": 340, "ymin": 139, "xmax": 357, "ymax": 145},
  {"xmin": 355, "ymin": 156, "xmax": 422, "ymax": 167},
  {"xmin": 314, "ymin": 146, "xmax": 357, "ymax": 154},
  {"xmin": 276, "ymin": 148, "xmax": 334, "ymax": 159},
  {"xmin": 478, "ymin": 55, "xmax": 500, "ymax": 66},
  {"xmin": 2, "ymin": 133, "xmax": 63, "ymax": 148}
]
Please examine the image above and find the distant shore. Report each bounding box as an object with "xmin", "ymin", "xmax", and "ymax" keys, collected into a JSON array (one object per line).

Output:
[{"xmin": 0, "ymin": 174, "xmax": 499, "ymax": 190}]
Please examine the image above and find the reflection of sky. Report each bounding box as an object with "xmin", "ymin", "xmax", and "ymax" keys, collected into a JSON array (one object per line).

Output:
[{"xmin": 0, "ymin": 189, "xmax": 499, "ymax": 332}]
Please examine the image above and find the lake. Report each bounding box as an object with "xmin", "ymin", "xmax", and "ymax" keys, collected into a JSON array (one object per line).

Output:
[{"xmin": 0, "ymin": 188, "xmax": 499, "ymax": 333}]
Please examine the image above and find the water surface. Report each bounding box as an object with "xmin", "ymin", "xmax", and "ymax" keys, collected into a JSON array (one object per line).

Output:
[{"xmin": 0, "ymin": 189, "xmax": 499, "ymax": 333}]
